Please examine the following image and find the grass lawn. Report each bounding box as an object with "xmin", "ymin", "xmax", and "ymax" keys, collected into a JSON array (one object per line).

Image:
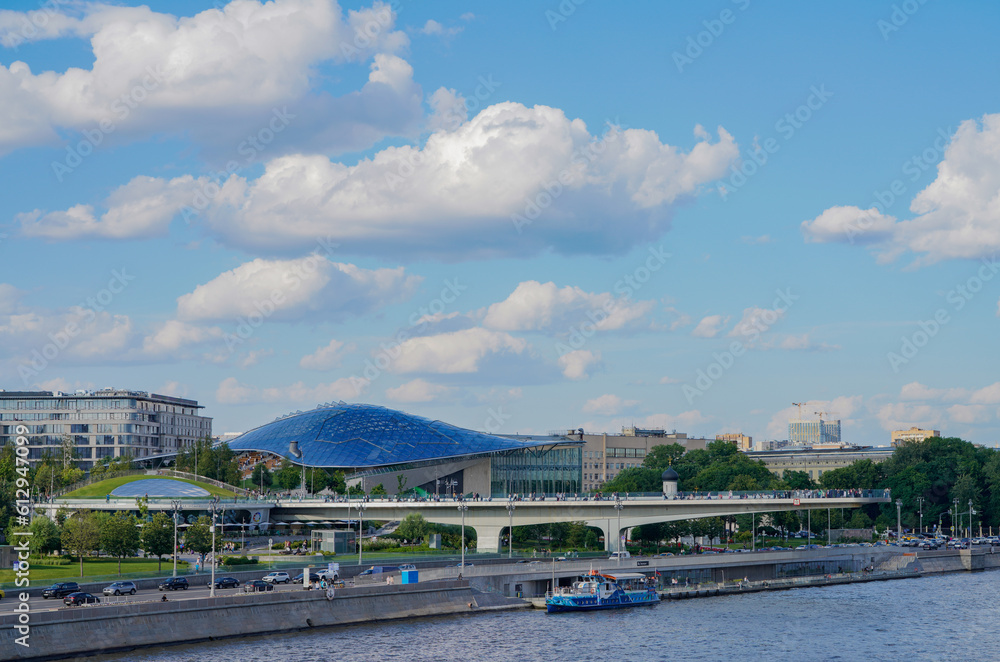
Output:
[
  {"xmin": 64, "ymin": 474, "xmax": 235, "ymax": 498},
  {"xmin": 0, "ymin": 557, "xmax": 190, "ymax": 586}
]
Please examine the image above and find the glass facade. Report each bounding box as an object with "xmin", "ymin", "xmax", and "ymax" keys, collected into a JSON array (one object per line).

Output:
[
  {"xmin": 788, "ymin": 420, "xmax": 841, "ymax": 446},
  {"xmin": 490, "ymin": 446, "xmax": 582, "ymax": 497}
]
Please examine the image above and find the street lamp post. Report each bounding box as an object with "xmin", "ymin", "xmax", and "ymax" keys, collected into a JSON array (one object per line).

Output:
[
  {"xmin": 895, "ymin": 499, "xmax": 902, "ymax": 543},
  {"xmin": 613, "ymin": 497, "xmax": 624, "ymax": 561},
  {"xmin": 357, "ymin": 504, "xmax": 366, "ymax": 566},
  {"xmin": 969, "ymin": 500, "xmax": 974, "ymax": 541},
  {"xmin": 209, "ymin": 497, "xmax": 220, "ymax": 597},
  {"xmin": 953, "ymin": 498, "xmax": 960, "ymax": 537},
  {"xmin": 170, "ymin": 500, "xmax": 181, "ymax": 577},
  {"xmin": 506, "ymin": 500, "xmax": 516, "ymax": 559},
  {"xmin": 916, "ymin": 497, "xmax": 924, "ymax": 535},
  {"xmin": 458, "ymin": 503, "xmax": 469, "ymax": 569}
]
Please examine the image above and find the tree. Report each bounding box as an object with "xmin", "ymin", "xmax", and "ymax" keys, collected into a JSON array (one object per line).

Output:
[
  {"xmin": 29, "ymin": 515, "xmax": 62, "ymax": 555},
  {"xmin": 782, "ymin": 470, "xmax": 815, "ymax": 490},
  {"xmin": 61, "ymin": 511, "xmax": 101, "ymax": 577},
  {"xmin": 396, "ymin": 513, "xmax": 428, "ymax": 543},
  {"xmin": 326, "ymin": 471, "xmax": 346, "ymax": 494},
  {"xmin": 100, "ymin": 511, "xmax": 140, "ymax": 576},
  {"xmin": 141, "ymin": 512, "xmax": 174, "ymax": 572},
  {"xmin": 370, "ymin": 483, "xmax": 387, "ymax": 496},
  {"xmin": 274, "ymin": 459, "xmax": 301, "ymax": 491},
  {"xmin": 250, "ymin": 463, "xmax": 273, "ymax": 490},
  {"xmin": 642, "ymin": 443, "xmax": 686, "ymax": 471},
  {"xmin": 184, "ymin": 515, "xmax": 218, "ymax": 564}
]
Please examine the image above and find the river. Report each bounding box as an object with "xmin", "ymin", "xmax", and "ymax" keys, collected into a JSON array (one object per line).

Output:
[{"xmin": 82, "ymin": 570, "xmax": 997, "ymax": 661}]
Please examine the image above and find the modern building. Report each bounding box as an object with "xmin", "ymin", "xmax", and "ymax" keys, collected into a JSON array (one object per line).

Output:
[
  {"xmin": 788, "ymin": 418, "xmax": 841, "ymax": 446},
  {"xmin": 224, "ymin": 403, "xmax": 583, "ymax": 498},
  {"xmin": 717, "ymin": 433, "xmax": 753, "ymax": 451},
  {"xmin": 891, "ymin": 427, "xmax": 940, "ymax": 447},
  {"xmin": 747, "ymin": 446, "xmax": 894, "ymax": 481},
  {"xmin": 575, "ymin": 428, "xmax": 710, "ymax": 492},
  {"xmin": 0, "ymin": 389, "xmax": 211, "ymax": 468}
]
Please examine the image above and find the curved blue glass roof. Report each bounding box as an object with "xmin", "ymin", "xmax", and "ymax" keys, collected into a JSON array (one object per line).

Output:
[{"xmin": 226, "ymin": 403, "xmax": 567, "ymax": 468}]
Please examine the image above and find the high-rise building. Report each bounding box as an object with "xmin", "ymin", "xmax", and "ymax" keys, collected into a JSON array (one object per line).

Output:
[
  {"xmin": 788, "ymin": 419, "xmax": 841, "ymax": 446},
  {"xmin": 891, "ymin": 427, "xmax": 940, "ymax": 447},
  {"xmin": 716, "ymin": 433, "xmax": 753, "ymax": 451},
  {"xmin": 0, "ymin": 388, "xmax": 211, "ymax": 468}
]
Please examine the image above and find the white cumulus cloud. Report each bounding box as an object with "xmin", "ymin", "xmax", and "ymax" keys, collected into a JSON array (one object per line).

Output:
[{"xmin": 482, "ymin": 281, "xmax": 654, "ymax": 333}]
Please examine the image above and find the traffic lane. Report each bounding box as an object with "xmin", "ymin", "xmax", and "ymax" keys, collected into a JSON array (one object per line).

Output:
[{"xmin": 0, "ymin": 580, "xmax": 307, "ymax": 615}]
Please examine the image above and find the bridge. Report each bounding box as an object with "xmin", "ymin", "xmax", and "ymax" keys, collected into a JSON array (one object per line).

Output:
[{"xmin": 39, "ymin": 490, "xmax": 890, "ymax": 553}]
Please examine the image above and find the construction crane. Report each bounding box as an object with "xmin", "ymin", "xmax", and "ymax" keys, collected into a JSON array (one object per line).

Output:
[
  {"xmin": 814, "ymin": 411, "xmax": 838, "ymax": 421},
  {"xmin": 792, "ymin": 402, "xmax": 805, "ymax": 420}
]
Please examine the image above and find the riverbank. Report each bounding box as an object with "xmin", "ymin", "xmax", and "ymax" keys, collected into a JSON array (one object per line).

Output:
[{"xmin": 0, "ymin": 580, "xmax": 527, "ymax": 662}]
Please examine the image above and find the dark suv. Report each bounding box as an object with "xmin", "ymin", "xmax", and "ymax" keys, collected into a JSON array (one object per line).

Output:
[
  {"xmin": 42, "ymin": 582, "xmax": 80, "ymax": 599},
  {"xmin": 158, "ymin": 577, "xmax": 189, "ymax": 591}
]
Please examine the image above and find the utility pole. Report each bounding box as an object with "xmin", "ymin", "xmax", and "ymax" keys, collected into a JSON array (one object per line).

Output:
[{"xmin": 916, "ymin": 496, "xmax": 924, "ymax": 534}]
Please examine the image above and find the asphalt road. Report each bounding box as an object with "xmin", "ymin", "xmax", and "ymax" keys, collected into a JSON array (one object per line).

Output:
[{"xmin": 0, "ymin": 579, "xmax": 305, "ymax": 615}]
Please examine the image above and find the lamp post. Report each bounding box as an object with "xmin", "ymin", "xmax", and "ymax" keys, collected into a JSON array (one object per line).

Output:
[
  {"xmin": 506, "ymin": 500, "xmax": 516, "ymax": 559},
  {"xmin": 916, "ymin": 497, "xmax": 924, "ymax": 534},
  {"xmin": 357, "ymin": 503, "xmax": 366, "ymax": 566},
  {"xmin": 170, "ymin": 500, "xmax": 181, "ymax": 577},
  {"xmin": 209, "ymin": 496, "xmax": 220, "ymax": 597},
  {"xmin": 613, "ymin": 497, "xmax": 624, "ymax": 562},
  {"xmin": 458, "ymin": 503, "xmax": 469, "ymax": 569},
  {"xmin": 895, "ymin": 499, "xmax": 902, "ymax": 543},
  {"xmin": 969, "ymin": 500, "xmax": 974, "ymax": 541},
  {"xmin": 953, "ymin": 498, "xmax": 960, "ymax": 537}
]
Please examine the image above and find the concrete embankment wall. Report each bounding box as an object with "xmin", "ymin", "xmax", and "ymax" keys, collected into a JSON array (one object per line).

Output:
[
  {"xmin": 0, "ymin": 581, "xmax": 526, "ymax": 662},
  {"xmin": 914, "ymin": 548, "xmax": 1000, "ymax": 574}
]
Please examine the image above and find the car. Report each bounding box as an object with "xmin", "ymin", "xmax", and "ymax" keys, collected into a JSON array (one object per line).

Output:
[
  {"xmin": 103, "ymin": 581, "xmax": 137, "ymax": 596},
  {"xmin": 608, "ymin": 551, "xmax": 631, "ymax": 560},
  {"xmin": 42, "ymin": 582, "xmax": 80, "ymax": 599},
  {"xmin": 158, "ymin": 577, "xmax": 189, "ymax": 591},
  {"xmin": 244, "ymin": 580, "xmax": 274, "ymax": 592},
  {"xmin": 63, "ymin": 592, "xmax": 101, "ymax": 606},
  {"xmin": 314, "ymin": 569, "xmax": 339, "ymax": 581},
  {"xmin": 213, "ymin": 577, "xmax": 240, "ymax": 589},
  {"xmin": 0, "ymin": 588, "xmax": 5, "ymax": 600},
  {"xmin": 262, "ymin": 572, "xmax": 290, "ymax": 584},
  {"xmin": 292, "ymin": 573, "xmax": 304, "ymax": 583},
  {"xmin": 398, "ymin": 564, "xmax": 416, "ymax": 571}
]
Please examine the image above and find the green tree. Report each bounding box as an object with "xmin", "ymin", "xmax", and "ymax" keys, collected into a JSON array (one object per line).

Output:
[
  {"xmin": 326, "ymin": 471, "xmax": 346, "ymax": 494},
  {"xmin": 370, "ymin": 483, "xmax": 387, "ymax": 496},
  {"xmin": 29, "ymin": 515, "xmax": 62, "ymax": 555},
  {"xmin": 274, "ymin": 459, "xmax": 301, "ymax": 491},
  {"xmin": 782, "ymin": 470, "xmax": 815, "ymax": 490},
  {"xmin": 642, "ymin": 443, "xmax": 686, "ymax": 471},
  {"xmin": 396, "ymin": 513, "xmax": 428, "ymax": 543},
  {"xmin": 250, "ymin": 463, "xmax": 273, "ymax": 490},
  {"xmin": 184, "ymin": 515, "xmax": 218, "ymax": 564},
  {"xmin": 100, "ymin": 511, "xmax": 140, "ymax": 576},
  {"xmin": 140, "ymin": 512, "xmax": 174, "ymax": 573},
  {"xmin": 61, "ymin": 510, "xmax": 101, "ymax": 577}
]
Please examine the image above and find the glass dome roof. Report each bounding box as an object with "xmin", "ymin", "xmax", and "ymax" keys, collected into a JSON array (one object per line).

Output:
[{"xmin": 226, "ymin": 403, "xmax": 560, "ymax": 468}]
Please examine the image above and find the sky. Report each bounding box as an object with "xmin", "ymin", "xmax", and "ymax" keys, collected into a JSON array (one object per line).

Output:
[{"xmin": 1, "ymin": 0, "xmax": 999, "ymax": 447}]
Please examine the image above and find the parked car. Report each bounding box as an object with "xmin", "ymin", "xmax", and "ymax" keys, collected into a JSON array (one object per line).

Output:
[
  {"xmin": 244, "ymin": 580, "xmax": 274, "ymax": 592},
  {"xmin": 262, "ymin": 572, "xmax": 290, "ymax": 584},
  {"xmin": 42, "ymin": 582, "xmax": 80, "ymax": 599},
  {"xmin": 213, "ymin": 577, "xmax": 240, "ymax": 589},
  {"xmin": 158, "ymin": 577, "xmax": 189, "ymax": 591},
  {"xmin": 292, "ymin": 573, "xmax": 304, "ymax": 584},
  {"xmin": 608, "ymin": 551, "xmax": 631, "ymax": 560},
  {"xmin": 0, "ymin": 588, "xmax": 5, "ymax": 600},
  {"xmin": 103, "ymin": 581, "xmax": 137, "ymax": 596},
  {"xmin": 314, "ymin": 569, "xmax": 339, "ymax": 581},
  {"xmin": 398, "ymin": 564, "xmax": 416, "ymax": 571},
  {"xmin": 63, "ymin": 592, "xmax": 101, "ymax": 606}
]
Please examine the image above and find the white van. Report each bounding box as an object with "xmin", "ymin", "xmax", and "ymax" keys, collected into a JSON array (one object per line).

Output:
[{"xmin": 608, "ymin": 551, "xmax": 632, "ymax": 560}]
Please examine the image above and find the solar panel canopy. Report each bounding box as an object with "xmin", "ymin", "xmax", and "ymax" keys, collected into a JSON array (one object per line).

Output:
[{"xmin": 226, "ymin": 403, "xmax": 554, "ymax": 468}]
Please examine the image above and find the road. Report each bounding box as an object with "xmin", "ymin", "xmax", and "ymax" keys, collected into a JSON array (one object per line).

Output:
[{"xmin": 0, "ymin": 578, "xmax": 306, "ymax": 615}]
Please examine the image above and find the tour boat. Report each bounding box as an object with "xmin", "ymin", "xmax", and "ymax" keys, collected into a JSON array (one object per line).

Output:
[{"xmin": 545, "ymin": 570, "xmax": 660, "ymax": 613}]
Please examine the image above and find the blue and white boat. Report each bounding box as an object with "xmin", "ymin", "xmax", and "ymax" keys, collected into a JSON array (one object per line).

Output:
[{"xmin": 545, "ymin": 570, "xmax": 660, "ymax": 613}]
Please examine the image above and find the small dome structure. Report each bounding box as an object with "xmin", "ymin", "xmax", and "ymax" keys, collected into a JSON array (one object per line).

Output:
[{"xmin": 661, "ymin": 467, "xmax": 679, "ymax": 482}]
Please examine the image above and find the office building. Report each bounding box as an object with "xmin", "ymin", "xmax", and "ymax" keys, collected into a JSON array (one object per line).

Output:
[
  {"xmin": 788, "ymin": 419, "xmax": 841, "ymax": 446},
  {"xmin": 891, "ymin": 427, "xmax": 940, "ymax": 447},
  {"xmin": 575, "ymin": 428, "xmax": 710, "ymax": 492},
  {"xmin": 717, "ymin": 433, "xmax": 753, "ymax": 451},
  {"xmin": 747, "ymin": 446, "xmax": 894, "ymax": 481},
  {"xmin": 0, "ymin": 389, "xmax": 211, "ymax": 468}
]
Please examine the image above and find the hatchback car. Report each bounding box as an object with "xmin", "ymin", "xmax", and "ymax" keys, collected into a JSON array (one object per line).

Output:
[
  {"xmin": 64, "ymin": 592, "xmax": 101, "ymax": 606},
  {"xmin": 244, "ymin": 580, "xmax": 274, "ymax": 592},
  {"xmin": 103, "ymin": 581, "xmax": 137, "ymax": 596},
  {"xmin": 213, "ymin": 577, "xmax": 240, "ymax": 589},
  {"xmin": 42, "ymin": 582, "xmax": 80, "ymax": 599},
  {"xmin": 158, "ymin": 577, "xmax": 189, "ymax": 591}
]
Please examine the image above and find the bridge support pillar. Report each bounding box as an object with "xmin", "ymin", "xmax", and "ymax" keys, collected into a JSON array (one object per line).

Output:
[{"xmin": 473, "ymin": 525, "xmax": 504, "ymax": 554}]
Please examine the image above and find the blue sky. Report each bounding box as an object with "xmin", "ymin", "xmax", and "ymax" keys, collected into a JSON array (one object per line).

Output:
[{"xmin": 2, "ymin": 0, "xmax": 999, "ymax": 446}]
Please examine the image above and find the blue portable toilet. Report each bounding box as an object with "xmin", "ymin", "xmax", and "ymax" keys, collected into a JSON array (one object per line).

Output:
[{"xmin": 401, "ymin": 570, "xmax": 418, "ymax": 584}]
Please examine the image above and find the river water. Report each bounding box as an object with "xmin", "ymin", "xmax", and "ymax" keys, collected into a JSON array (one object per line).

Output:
[{"xmin": 80, "ymin": 571, "xmax": 997, "ymax": 662}]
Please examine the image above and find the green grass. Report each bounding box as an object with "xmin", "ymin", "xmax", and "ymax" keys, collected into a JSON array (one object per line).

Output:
[
  {"xmin": 64, "ymin": 475, "xmax": 235, "ymax": 499},
  {"xmin": 0, "ymin": 557, "xmax": 190, "ymax": 585}
]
